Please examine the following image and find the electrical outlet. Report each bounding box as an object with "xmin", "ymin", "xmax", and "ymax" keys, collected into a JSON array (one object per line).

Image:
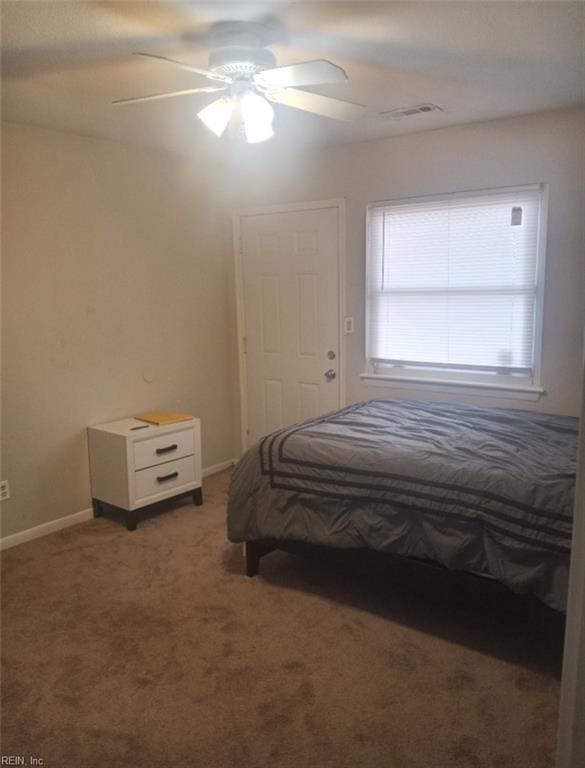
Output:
[{"xmin": 0, "ymin": 480, "xmax": 10, "ymax": 502}]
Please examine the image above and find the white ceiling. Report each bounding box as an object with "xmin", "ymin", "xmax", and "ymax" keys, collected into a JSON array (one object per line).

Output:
[{"xmin": 2, "ymin": 1, "xmax": 584, "ymax": 156}]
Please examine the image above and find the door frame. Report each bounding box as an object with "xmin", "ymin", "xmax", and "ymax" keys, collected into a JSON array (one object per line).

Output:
[
  {"xmin": 556, "ymin": 342, "xmax": 585, "ymax": 768},
  {"xmin": 233, "ymin": 198, "xmax": 347, "ymax": 455}
]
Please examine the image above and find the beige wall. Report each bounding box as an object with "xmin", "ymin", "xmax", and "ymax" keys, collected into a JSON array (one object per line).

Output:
[
  {"xmin": 228, "ymin": 107, "xmax": 585, "ymax": 419},
  {"xmin": 1, "ymin": 122, "xmax": 235, "ymax": 537},
  {"xmin": 2, "ymin": 108, "xmax": 583, "ymax": 538}
]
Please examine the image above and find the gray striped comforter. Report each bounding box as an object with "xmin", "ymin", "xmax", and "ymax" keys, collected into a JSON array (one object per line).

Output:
[{"xmin": 227, "ymin": 400, "xmax": 578, "ymax": 610}]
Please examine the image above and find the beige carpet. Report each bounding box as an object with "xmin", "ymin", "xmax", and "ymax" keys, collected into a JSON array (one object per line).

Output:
[{"xmin": 1, "ymin": 470, "xmax": 563, "ymax": 768}]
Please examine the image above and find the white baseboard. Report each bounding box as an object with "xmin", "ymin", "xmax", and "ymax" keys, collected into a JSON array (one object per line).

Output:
[
  {"xmin": 0, "ymin": 458, "xmax": 237, "ymax": 552},
  {"xmin": 202, "ymin": 458, "xmax": 236, "ymax": 478},
  {"xmin": 0, "ymin": 507, "xmax": 94, "ymax": 552}
]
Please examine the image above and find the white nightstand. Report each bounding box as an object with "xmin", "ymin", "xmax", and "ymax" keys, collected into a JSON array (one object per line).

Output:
[{"xmin": 87, "ymin": 416, "xmax": 202, "ymax": 530}]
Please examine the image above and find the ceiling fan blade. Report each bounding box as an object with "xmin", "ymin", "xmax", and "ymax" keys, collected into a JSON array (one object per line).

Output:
[
  {"xmin": 133, "ymin": 52, "xmax": 232, "ymax": 83},
  {"xmin": 255, "ymin": 59, "xmax": 347, "ymax": 88},
  {"xmin": 267, "ymin": 88, "xmax": 365, "ymax": 121},
  {"xmin": 112, "ymin": 86, "xmax": 225, "ymax": 106}
]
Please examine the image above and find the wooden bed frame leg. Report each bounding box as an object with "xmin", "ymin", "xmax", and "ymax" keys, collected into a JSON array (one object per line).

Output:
[
  {"xmin": 245, "ymin": 541, "xmax": 276, "ymax": 577},
  {"xmin": 245, "ymin": 542, "xmax": 261, "ymax": 577}
]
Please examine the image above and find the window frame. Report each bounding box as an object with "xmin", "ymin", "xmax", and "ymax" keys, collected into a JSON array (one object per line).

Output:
[{"xmin": 362, "ymin": 184, "xmax": 549, "ymax": 400}]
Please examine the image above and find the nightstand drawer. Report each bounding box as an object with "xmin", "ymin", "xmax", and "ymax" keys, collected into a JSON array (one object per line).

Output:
[
  {"xmin": 133, "ymin": 428, "xmax": 194, "ymax": 470},
  {"xmin": 135, "ymin": 456, "xmax": 195, "ymax": 501}
]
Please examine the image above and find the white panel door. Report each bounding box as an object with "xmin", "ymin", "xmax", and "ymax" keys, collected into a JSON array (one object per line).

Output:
[{"xmin": 239, "ymin": 205, "xmax": 341, "ymax": 446}]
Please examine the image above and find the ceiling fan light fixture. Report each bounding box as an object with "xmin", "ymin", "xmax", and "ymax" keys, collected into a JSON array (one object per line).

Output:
[
  {"xmin": 116, "ymin": 33, "xmax": 365, "ymax": 142},
  {"xmin": 197, "ymin": 97, "xmax": 233, "ymax": 137},
  {"xmin": 245, "ymin": 119, "xmax": 274, "ymax": 144},
  {"xmin": 240, "ymin": 91, "xmax": 274, "ymax": 144}
]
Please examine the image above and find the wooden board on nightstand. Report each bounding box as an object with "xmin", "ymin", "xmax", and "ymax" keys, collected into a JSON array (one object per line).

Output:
[{"xmin": 87, "ymin": 416, "xmax": 203, "ymax": 530}]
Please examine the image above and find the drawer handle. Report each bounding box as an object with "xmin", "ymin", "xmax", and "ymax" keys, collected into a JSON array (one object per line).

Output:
[
  {"xmin": 156, "ymin": 444, "xmax": 178, "ymax": 455},
  {"xmin": 157, "ymin": 471, "xmax": 179, "ymax": 483}
]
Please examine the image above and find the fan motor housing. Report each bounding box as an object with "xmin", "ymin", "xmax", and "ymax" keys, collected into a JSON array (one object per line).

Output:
[{"xmin": 209, "ymin": 46, "xmax": 276, "ymax": 78}]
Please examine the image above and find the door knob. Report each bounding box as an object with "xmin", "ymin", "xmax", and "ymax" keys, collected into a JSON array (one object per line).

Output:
[{"xmin": 324, "ymin": 369, "xmax": 337, "ymax": 381}]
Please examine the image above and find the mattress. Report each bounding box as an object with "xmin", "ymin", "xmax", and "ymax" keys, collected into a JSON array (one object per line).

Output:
[{"xmin": 227, "ymin": 399, "xmax": 578, "ymax": 611}]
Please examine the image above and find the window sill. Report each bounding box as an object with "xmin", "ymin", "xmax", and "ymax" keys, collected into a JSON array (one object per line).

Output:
[{"xmin": 359, "ymin": 373, "xmax": 545, "ymax": 401}]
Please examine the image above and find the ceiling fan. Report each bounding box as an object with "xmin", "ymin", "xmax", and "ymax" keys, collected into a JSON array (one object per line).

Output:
[{"xmin": 112, "ymin": 21, "xmax": 366, "ymax": 144}]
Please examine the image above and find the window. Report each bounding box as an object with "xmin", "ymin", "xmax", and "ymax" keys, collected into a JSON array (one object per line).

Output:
[{"xmin": 365, "ymin": 185, "xmax": 546, "ymax": 393}]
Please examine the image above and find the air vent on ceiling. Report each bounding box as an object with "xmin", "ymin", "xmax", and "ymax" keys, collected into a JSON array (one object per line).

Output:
[{"xmin": 381, "ymin": 103, "xmax": 443, "ymax": 120}]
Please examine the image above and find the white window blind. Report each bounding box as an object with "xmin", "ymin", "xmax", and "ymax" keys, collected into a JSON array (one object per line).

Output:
[{"xmin": 366, "ymin": 187, "xmax": 544, "ymax": 376}]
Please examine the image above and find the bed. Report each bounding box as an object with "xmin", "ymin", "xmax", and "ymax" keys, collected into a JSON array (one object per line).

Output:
[{"xmin": 227, "ymin": 399, "xmax": 578, "ymax": 612}]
